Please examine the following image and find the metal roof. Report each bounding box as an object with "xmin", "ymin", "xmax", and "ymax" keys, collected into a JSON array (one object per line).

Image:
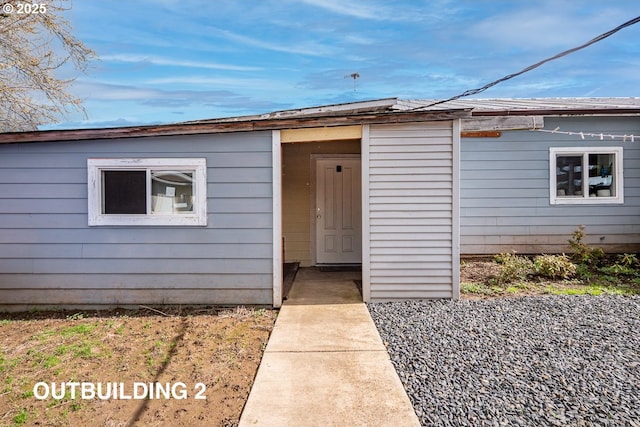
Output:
[
  {"xmin": 394, "ymin": 98, "xmax": 640, "ymax": 115},
  {"xmin": 187, "ymin": 97, "xmax": 640, "ymax": 124},
  {"xmin": 183, "ymin": 97, "xmax": 640, "ymax": 126},
  {"xmin": 183, "ymin": 98, "xmax": 401, "ymax": 124}
]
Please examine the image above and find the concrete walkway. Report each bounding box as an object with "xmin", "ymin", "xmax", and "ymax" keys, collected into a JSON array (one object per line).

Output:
[{"xmin": 239, "ymin": 268, "xmax": 420, "ymax": 427}]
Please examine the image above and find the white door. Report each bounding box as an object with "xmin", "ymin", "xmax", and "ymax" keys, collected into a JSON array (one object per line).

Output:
[{"xmin": 315, "ymin": 158, "xmax": 362, "ymax": 264}]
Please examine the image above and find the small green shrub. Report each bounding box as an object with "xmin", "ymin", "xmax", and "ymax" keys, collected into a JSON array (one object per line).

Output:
[
  {"xmin": 495, "ymin": 252, "xmax": 534, "ymax": 283},
  {"xmin": 533, "ymin": 254, "xmax": 577, "ymax": 279},
  {"xmin": 575, "ymin": 263, "xmax": 590, "ymax": 277},
  {"xmin": 600, "ymin": 264, "xmax": 635, "ymax": 276},
  {"xmin": 599, "ymin": 254, "xmax": 639, "ymax": 276},
  {"xmin": 494, "ymin": 252, "xmax": 512, "ymax": 264},
  {"xmin": 618, "ymin": 253, "xmax": 638, "ymax": 267},
  {"xmin": 568, "ymin": 225, "xmax": 605, "ymax": 265},
  {"xmin": 461, "ymin": 283, "xmax": 496, "ymax": 295}
]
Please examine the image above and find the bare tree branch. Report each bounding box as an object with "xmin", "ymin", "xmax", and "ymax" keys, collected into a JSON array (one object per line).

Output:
[{"xmin": 0, "ymin": 0, "xmax": 95, "ymax": 131}]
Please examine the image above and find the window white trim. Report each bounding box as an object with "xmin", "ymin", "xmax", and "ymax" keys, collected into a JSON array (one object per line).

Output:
[
  {"xmin": 549, "ymin": 147, "xmax": 623, "ymax": 205},
  {"xmin": 88, "ymin": 158, "xmax": 207, "ymax": 226}
]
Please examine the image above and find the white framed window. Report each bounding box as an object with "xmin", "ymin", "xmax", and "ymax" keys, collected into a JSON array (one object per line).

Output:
[
  {"xmin": 550, "ymin": 147, "xmax": 623, "ymax": 205},
  {"xmin": 88, "ymin": 158, "xmax": 207, "ymax": 226}
]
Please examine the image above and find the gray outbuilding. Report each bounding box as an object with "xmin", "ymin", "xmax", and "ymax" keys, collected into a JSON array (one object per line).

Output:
[
  {"xmin": 1, "ymin": 97, "xmax": 639, "ymax": 310},
  {"xmin": 0, "ymin": 100, "xmax": 466, "ymax": 310}
]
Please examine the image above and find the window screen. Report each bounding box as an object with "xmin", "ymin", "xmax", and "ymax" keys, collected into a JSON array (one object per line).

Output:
[{"xmin": 102, "ymin": 170, "xmax": 147, "ymax": 214}]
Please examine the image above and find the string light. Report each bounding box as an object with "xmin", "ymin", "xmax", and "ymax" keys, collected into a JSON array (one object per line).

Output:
[{"xmin": 532, "ymin": 128, "xmax": 638, "ymax": 142}]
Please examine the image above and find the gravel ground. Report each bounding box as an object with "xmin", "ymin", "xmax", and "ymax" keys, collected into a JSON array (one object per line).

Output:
[{"xmin": 368, "ymin": 296, "xmax": 640, "ymax": 427}]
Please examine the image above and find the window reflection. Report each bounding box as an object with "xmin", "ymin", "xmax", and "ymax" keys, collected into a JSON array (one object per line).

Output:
[
  {"xmin": 555, "ymin": 153, "xmax": 615, "ymax": 199},
  {"xmin": 556, "ymin": 155, "xmax": 583, "ymax": 197},
  {"xmin": 151, "ymin": 170, "xmax": 194, "ymax": 214},
  {"xmin": 588, "ymin": 154, "xmax": 615, "ymax": 197}
]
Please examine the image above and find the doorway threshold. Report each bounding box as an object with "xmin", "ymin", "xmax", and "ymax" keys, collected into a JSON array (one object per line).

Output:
[{"xmin": 285, "ymin": 267, "xmax": 363, "ymax": 305}]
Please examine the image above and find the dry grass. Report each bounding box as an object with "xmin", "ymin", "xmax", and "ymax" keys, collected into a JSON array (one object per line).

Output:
[{"xmin": 0, "ymin": 307, "xmax": 276, "ymax": 427}]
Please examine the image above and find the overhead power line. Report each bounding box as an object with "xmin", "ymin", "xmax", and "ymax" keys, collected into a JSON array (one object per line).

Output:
[{"xmin": 413, "ymin": 15, "xmax": 640, "ymax": 110}]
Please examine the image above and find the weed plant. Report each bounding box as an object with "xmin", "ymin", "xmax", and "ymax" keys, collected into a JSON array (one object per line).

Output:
[
  {"xmin": 475, "ymin": 226, "xmax": 640, "ymax": 296},
  {"xmin": 533, "ymin": 254, "xmax": 577, "ymax": 279}
]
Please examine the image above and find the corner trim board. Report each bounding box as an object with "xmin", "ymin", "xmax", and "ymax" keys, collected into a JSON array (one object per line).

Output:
[
  {"xmin": 361, "ymin": 124, "xmax": 371, "ymax": 303},
  {"xmin": 272, "ymin": 130, "xmax": 283, "ymax": 307},
  {"xmin": 452, "ymin": 119, "xmax": 461, "ymax": 300}
]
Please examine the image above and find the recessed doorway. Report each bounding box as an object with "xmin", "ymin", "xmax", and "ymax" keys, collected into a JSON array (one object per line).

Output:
[
  {"xmin": 314, "ymin": 156, "xmax": 362, "ymax": 265},
  {"xmin": 280, "ymin": 139, "xmax": 362, "ymax": 304}
]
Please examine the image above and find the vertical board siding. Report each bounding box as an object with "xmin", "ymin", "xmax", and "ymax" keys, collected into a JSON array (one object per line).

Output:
[
  {"xmin": 368, "ymin": 122, "xmax": 455, "ymax": 301},
  {"xmin": 461, "ymin": 117, "xmax": 640, "ymax": 254},
  {"xmin": 0, "ymin": 132, "xmax": 273, "ymax": 309}
]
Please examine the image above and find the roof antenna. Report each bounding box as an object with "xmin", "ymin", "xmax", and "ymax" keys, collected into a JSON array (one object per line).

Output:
[{"xmin": 345, "ymin": 72, "xmax": 360, "ymax": 91}]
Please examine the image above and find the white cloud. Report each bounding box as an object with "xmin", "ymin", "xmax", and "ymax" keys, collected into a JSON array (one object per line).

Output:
[
  {"xmin": 468, "ymin": 3, "xmax": 633, "ymax": 51},
  {"xmin": 145, "ymin": 76, "xmax": 290, "ymax": 91},
  {"xmin": 101, "ymin": 54, "xmax": 261, "ymax": 71},
  {"xmin": 41, "ymin": 118, "xmax": 157, "ymax": 130},
  {"xmin": 208, "ymin": 27, "xmax": 338, "ymax": 57},
  {"xmin": 342, "ymin": 34, "xmax": 378, "ymax": 45},
  {"xmin": 297, "ymin": 0, "xmax": 457, "ymax": 22},
  {"xmin": 73, "ymin": 81, "xmax": 160, "ymax": 101},
  {"xmin": 71, "ymin": 80, "xmax": 289, "ymax": 112},
  {"xmin": 297, "ymin": 0, "xmax": 390, "ymax": 20}
]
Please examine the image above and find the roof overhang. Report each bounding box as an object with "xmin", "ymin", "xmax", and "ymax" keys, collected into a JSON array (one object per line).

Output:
[
  {"xmin": 470, "ymin": 108, "xmax": 640, "ymax": 117},
  {"xmin": 0, "ymin": 109, "xmax": 470, "ymax": 144},
  {"xmin": 397, "ymin": 98, "xmax": 640, "ymax": 117}
]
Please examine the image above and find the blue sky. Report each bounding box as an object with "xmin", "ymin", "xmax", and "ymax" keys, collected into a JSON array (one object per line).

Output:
[{"xmin": 52, "ymin": 0, "xmax": 640, "ymax": 129}]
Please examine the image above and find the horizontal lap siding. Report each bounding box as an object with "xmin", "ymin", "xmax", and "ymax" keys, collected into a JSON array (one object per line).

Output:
[
  {"xmin": 461, "ymin": 117, "xmax": 640, "ymax": 254},
  {"xmin": 0, "ymin": 132, "xmax": 273, "ymax": 309},
  {"xmin": 368, "ymin": 122, "xmax": 455, "ymax": 301}
]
